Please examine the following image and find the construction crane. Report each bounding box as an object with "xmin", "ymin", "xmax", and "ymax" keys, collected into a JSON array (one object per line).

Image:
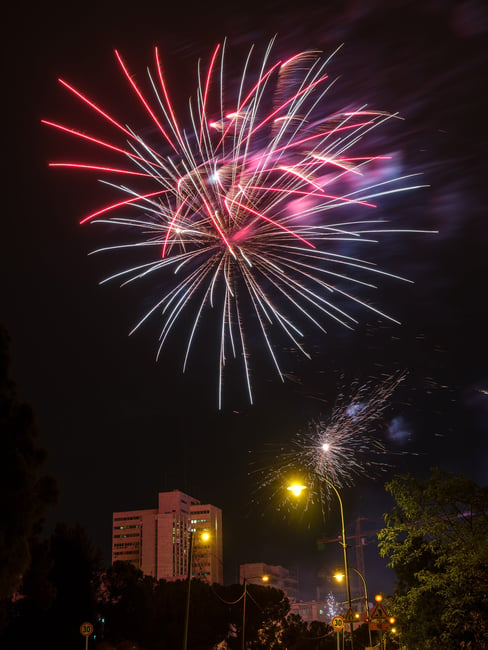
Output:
[{"xmin": 317, "ymin": 517, "xmax": 382, "ymax": 603}]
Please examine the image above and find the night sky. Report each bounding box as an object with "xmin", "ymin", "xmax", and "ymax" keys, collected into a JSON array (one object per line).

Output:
[{"xmin": 3, "ymin": 1, "xmax": 488, "ymax": 600}]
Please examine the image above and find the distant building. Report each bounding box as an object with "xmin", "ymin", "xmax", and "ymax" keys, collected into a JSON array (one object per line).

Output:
[
  {"xmin": 291, "ymin": 595, "xmax": 368, "ymax": 626},
  {"xmin": 239, "ymin": 562, "xmax": 298, "ymax": 601},
  {"xmin": 290, "ymin": 600, "xmax": 332, "ymax": 623},
  {"xmin": 112, "ymin": 489, "xmax": 223, "ymax": 584}
]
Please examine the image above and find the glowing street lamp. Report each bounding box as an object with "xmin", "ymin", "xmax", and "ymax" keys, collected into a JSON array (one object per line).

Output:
[
  {"xmin": 287, "ymin": 480, "xmax": 354, "ymax": 649},
  {"xmin": 287, "ymin": 482, "xmax": 307, "ymax": 498},
  {"xmin": 241, "ymin": 574, "xmax": 269, "ymax": 650},
  {"xmin": 183, "ymin": 528, "xmax": 211, "ymax": 650},
  {"xmin": 334, "ymin": 567, "xmax": 373, "ymax": 648}
]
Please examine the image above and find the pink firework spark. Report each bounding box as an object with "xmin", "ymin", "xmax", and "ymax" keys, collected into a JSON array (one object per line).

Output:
[{"xmin": 44, "ymin": 39, "xmax": 430, "ymax": 407}]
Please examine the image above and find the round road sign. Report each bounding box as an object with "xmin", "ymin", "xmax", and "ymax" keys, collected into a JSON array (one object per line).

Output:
[
  {"xmin": 331, "ymin": 615, "xmax": 345, "ymax": 630},
  {"xmin": 80, "ymin": 622, "xmax": 94, "ymax": 637}
]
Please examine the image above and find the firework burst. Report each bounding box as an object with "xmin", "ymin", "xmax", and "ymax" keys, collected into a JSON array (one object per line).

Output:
[
  {"xmin": 252, "ymin": 371, "xmax": 407, "ymax": 519},
  {"xmin": 44, "ymin": 39, "xmax": 428, "ymax": 406}
]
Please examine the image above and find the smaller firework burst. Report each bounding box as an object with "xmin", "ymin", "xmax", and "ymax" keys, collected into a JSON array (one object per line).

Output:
[{"xmin": 252, "ymin": 371, "xmax": 407, "ymax": 520}]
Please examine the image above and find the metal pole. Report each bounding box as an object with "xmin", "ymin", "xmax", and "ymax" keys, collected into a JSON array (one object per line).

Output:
[
  {"xmin": 241, "ymin": 579, "xmax": 247, "ymax": 650},
  {"xmin": 182, "ymin": 529, "xmax": 194, "ymax": 650},
  {"xmin": 323, "ymin": 478, "xmax": 354, "ymax": 650},
  {"xmin": 350, "ymin": 567, "xmax": 372, "ymax": 648}
]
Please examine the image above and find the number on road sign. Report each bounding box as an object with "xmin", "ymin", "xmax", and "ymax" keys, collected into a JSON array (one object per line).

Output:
[
  {"xmin": 80, "ymin": 622, "xmax": 94, "ymax": 637},
  {"xmin": 331, "ymin": 615, "xmax": 345, "ymax": 630}
]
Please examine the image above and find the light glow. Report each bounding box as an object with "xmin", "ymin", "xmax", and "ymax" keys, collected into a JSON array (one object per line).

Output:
[{"xmin": 287, "ymin": 483, "xmax": 307, "ymax": 498}]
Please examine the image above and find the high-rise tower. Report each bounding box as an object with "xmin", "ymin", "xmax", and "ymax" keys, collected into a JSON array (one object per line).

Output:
[{"xmin": 112, "ymin": 489, "xmax": 223, "ymax": 584}]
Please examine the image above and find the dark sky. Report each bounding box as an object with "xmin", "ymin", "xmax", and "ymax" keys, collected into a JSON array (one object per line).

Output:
[{"xmin": 3, "ymin": 1, "xmax": 488, "ymax": 600}]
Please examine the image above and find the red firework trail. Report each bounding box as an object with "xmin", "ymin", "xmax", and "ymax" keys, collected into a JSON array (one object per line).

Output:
[{"xmin": 44, "ymin": 39, "xmax": 430, "ymax": 407}]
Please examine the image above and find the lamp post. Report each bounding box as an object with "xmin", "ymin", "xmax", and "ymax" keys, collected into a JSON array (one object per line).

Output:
[
  {"xmin": 334, "ymin": 567, "xmax": 373, "ymax": 648},
  {"xmin": 183, "ymin": 528, "xmax": 210, "ymax": 650},
  {"xmin": 287, "ymin": 480, "xmax": 354, "ymax": 650},
  {"xmin": 241, "ymin": 574, "xmax": 269, "ymax": 650}
]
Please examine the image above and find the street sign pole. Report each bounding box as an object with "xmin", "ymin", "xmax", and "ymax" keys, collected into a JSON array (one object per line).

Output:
[
  {"xmin": 331, "ymin": 615, "xmax": 345, "ymax": 650},
  {"xmin": 80, "ymin": 622, "xmax": 93, "ymax": 650}
]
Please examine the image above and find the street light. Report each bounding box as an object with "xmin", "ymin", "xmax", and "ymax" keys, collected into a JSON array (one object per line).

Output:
[
  {"xmin": 183, "ymin": 528, "xmax": 211, "ymax": 650},
  {"xmin": 241, "ymin": 574, "xmax": 269, "ymax": 650},
  {"xmin": 334, "ymin": 567, "xmax": 373, "ymax": 648},
  {"xmin": 287, "ymin": 480, "xmax": 354, "ymax": 650}
]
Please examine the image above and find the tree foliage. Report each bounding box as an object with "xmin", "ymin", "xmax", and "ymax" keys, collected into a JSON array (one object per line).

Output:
[
  {"xmin": 48, "ymin": 523, "xmax": 102, "ymax": 647},
  {"xmin": 0, "ymin": 325, "xmax": 57, "ymax": 599},
  {"xmin": 0, "ymin": 523, "xmax": 102, "ymax": 650},
  {"xmin": 2, "ymin": 544, "xmax": 359, "ymax": 650},
  {"xmin": 98, "ymin": 563, "xmax": 293, "ymax": 650},
  {"xmin": 378, "ymin": 468, "xmax": 488, "ymax": 649},
  {"xmin": 279, "ymin": 613, "xmax": 334, "ymax": 649}
]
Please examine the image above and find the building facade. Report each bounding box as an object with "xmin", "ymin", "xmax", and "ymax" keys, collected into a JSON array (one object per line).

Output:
[
  {"xmin": 239, "ymin": 562, "xmax": 298, "ymax": 601},
  {"xmin": 289, "ymin": 599, "xmax": 333, "ymax": 623},
  {"xmin": 112, "ymin": 489, "xmax": 223, "ymax": 584}
]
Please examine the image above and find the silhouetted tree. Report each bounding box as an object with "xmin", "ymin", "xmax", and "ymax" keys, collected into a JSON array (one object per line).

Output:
[
  {"xmin": 0, "ymin": 538, "xmax": 55, "ymax": 648},
  {"xmin": 99, "ymin": 561, "xmax": 157, "ymax": 648},
  {"xmin": 99, "ymin": 569, "xmax": 292, "ymax": 650},
  {"xmin": 213, "ymin": 582, "xmax": 289, "ymax": 650},
  {"xmin": 279, "ymin": 614, "xmax": 336, "ymax": 650},
  {"xmin": 46, "ymin": 522, "xmax": 102, "ymax": 649},
  {"xmin": 0, "ymin": 326, "xmax": 58, "ymax": 599},
  {"xmin": 0, "ymin": 523, "xmax": 101, "ymax": 650}
]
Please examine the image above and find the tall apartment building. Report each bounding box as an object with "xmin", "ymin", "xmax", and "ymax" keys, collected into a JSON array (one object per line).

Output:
[{"xmin": 112, "ymin": 489, "xmax": 223, "ymax": 584}]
